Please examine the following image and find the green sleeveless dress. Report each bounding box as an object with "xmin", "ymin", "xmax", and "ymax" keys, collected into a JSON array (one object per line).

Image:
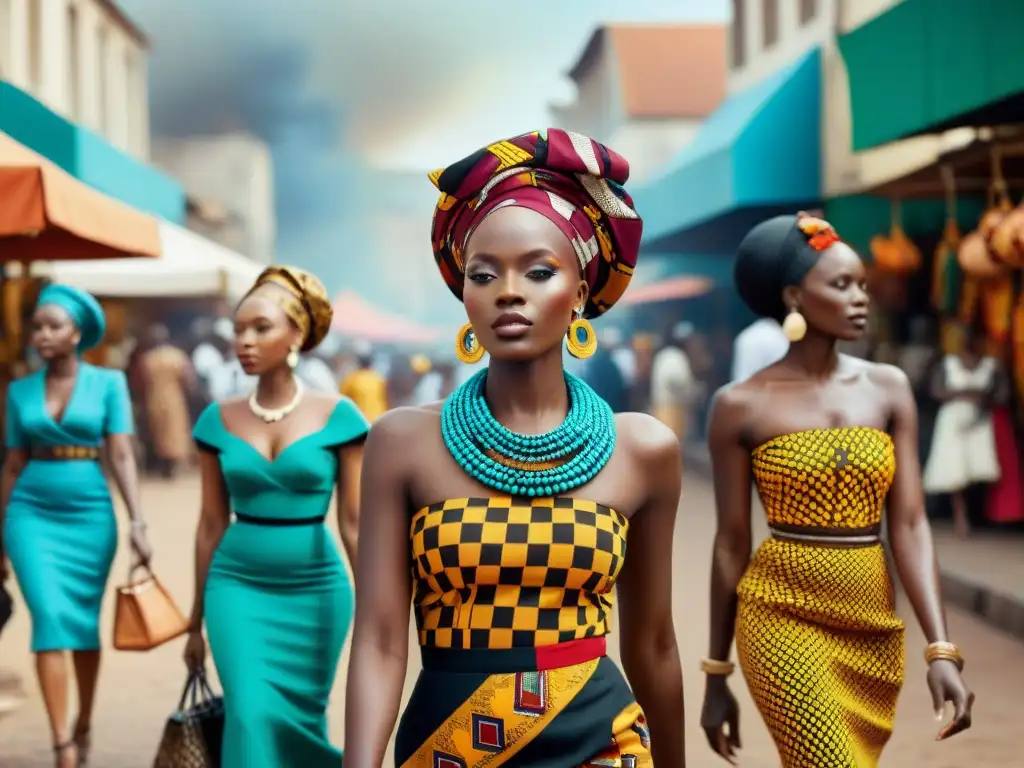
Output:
[{"xmin": 192, "ymin": 399, "xmax": 369, "ymax": 767}]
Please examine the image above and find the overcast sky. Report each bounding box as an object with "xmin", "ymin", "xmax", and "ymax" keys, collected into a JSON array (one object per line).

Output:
[{"xmin": 121, "ymin": 0, "xmax": 729, "ymax": 314}]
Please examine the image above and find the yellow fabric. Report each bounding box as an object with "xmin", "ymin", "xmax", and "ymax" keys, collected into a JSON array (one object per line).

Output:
[
  {"xmin": 410, "ymin": 497, "xmax": 628, "ymax": 649},
  {"xmin": 244, "ymin": 265, "xmax": 333, "ymax": 351},
  {"xmin": 751, "ymin": 427, "xmax": 895, "ymax": 529},
  {"xmin": 339, "ymin": 368, "xmax": 388, "ymax": 422},
  {"xmin": 737, "ymin": 538, "xmax": 905, "ymax": 767},
  {"xmin": 580, "ymin": 702, "xmax": 653, "ymax": 767},
  {"xmin": 400, "ymin": 659, "xmax": 598, "ymax": 767}
]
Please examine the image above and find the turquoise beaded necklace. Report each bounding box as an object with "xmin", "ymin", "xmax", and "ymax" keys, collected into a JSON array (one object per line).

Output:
[{"xmin": 441, "ymin": 369, "xmax": 616, "ymax": 497}]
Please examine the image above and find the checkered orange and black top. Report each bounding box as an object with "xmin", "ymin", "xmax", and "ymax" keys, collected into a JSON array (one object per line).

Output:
[{"xmin": 410, "ymin": 496, "xmax": 629, "ymax": 650}]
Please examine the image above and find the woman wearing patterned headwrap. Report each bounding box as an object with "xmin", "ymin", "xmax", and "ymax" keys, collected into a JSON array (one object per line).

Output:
[
  {"xmin": 345, "ymin": 129, "xmax": 684, "ymax": 767},
  {"xmin": 701, "ymin": 214, "xmax": 975, "ymax": 766},
  {"xmin": 1, "ymin": 284, "xmax": 150, "ymax": 767},
  {"xmin": 183, "ymin": 266, "xmax": 369, "ymax": 767}
]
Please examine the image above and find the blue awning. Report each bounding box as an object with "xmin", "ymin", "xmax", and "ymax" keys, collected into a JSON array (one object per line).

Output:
[
  {"xmin": 633, "ymin": 48, "xmax": 822, "ymax": 252},
  {"xmin": 0, "ymin": 80, "xmax": 185, "ymax": 222}
]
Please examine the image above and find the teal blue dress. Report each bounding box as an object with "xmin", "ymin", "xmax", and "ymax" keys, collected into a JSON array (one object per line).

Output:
[
  {"xmin": 192, "ymin": 399, "xmax": 369, "ymax": 767},
  {"xmin": 4, "ymin": 364, "xmax": 133, "ymax": 652}
]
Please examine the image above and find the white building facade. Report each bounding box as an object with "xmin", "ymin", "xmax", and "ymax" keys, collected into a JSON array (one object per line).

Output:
[{"xmin": 0, "ymin": 0, "xmax": 149, "ymax": 159}]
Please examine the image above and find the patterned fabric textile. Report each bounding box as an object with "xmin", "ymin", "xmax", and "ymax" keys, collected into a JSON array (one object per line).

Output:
[
  {"xmin": 751, "ymin": 427, "xmax": 895, "ymax": 529},
  {"xmin": 428, "ymin": 129, "xmax": 643, "ymax": 319},
  {"xmin": 243, "ymin": 265, "xmax": 333, "ymax": 351},
  {"xmin": 737, "ymin": 539, "xmax": 905, "ymax": 767},
  {"xmin": 739, "ymin": 426, "xmax": 906, "ymax": 767},
  {"xmin": 410, "ymin": 497, "xmax": 628, "ymax": 649}
]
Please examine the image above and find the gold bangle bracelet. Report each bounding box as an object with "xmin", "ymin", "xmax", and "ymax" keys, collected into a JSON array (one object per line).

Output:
[
  {"xmin": 700, "ymin": 658, "xmax": 736, "ymax": 676},
  {"xmin": 924, "ymin": 642, "xmax": 964, "ymax": 671}
]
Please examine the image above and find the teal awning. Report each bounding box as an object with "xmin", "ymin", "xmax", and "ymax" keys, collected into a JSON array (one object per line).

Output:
[
  {"xmin": 0, "ymin": 81, "xmax": 185, "ymax": 222},
  {"xmin": 633, "ymin": 48, "xmax": 821, "ymax": 251},
  {"xmin": 839, "ymin": 0, "xmax": 1024, "ymax": 151}
]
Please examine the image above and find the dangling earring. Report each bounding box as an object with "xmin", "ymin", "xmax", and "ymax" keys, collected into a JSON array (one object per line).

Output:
[
  {"xmin": 565, "ymin": 309, "xmax": 597, "ymax": 359},
  {"xmin": 782, "ymin": 306, "xmax": 807, "ymax": 342},
  {"xmin": 455, "ymin": 322, "xmax": 484, "ymax": 364},
  {"xmin": 287, "ymin": 344, "xmax": 300, "ymax": 369}
]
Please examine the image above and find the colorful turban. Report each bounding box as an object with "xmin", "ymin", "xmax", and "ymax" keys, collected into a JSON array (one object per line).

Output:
[
  {"xmin": 429, "ymin": 129, "xmax": 643, "ymax": 319},
  {"xmin": 36, "ymin": 284, "xmax": 106, "ymax": 351},
  {"xmin": 243, "ymin": 266, "xmax": 333, "ymax": 351}
]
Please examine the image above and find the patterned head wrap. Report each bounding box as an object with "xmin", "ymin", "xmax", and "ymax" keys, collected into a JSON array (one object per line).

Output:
[
  {"xmin": 734, "ymin": 213, "xmax": 845, "ymax": 321},
  {"xmin": 36, "ymin": 284, "xmax": 106, "ymax": 351},
  {"xmin": 242, "ymin": 266, "xmax": 333, "ymax": 351},
  {"xmin": 429, "ymin": 129, "xmax": 643, "ymax": 319}
]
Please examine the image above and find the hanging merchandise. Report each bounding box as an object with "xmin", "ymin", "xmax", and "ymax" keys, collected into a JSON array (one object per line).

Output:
[
  {"xmin": 869, "ymin": 198, "xmax": 922, "ymax": 274},
  {"xmin": 931, "ymin": 167, "xmax": 964, "ymax": 317},
  {"xmin": 958, "ymin": 149, "xmax": 1012, "ymax": 279},
  {"xmin": 980, "ymin": 275, "xmax": 1014, "ymax": 344}
]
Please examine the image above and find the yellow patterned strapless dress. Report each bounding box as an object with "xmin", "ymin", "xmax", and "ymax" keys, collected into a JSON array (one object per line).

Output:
[{"xmin": 737, "ymin": 427, "xmax": 906, "ymax": 768}]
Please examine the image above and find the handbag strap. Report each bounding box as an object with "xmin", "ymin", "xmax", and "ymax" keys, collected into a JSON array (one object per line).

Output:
[{"xmin": 176, "ymin": 670, "xmax": 200, "ymax": 712}]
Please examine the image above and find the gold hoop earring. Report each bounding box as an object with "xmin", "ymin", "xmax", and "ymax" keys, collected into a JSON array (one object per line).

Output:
[
  {"xmin": 287, "ymin": 344, "xmax": 300, "ymax": 369},
  {"xmin": 782, "ymin": 307, "xmax": 807, "ymax": 342},
  {"xmin": 565, "ymin": 311, "xmax": 597, "ymax": 360},
  {"xmin": 455, "ymin": 322, "xmax": 484, "ymax": 364}
]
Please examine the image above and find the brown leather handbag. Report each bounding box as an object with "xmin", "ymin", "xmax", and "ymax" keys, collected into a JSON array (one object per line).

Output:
[{"xmin": 113, "ymin": 566, "xmax": 190, "ymax": 651}]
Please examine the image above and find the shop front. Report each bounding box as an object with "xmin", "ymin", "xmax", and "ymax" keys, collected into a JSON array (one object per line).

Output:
[{"xmin": 833, "ymin": 1, "xmax": 1024, "ymax": 531}]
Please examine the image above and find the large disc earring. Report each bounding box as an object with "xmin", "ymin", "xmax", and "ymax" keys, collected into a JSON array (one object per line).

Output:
[
  {"xmin": 455, "ymin": 322, "xmax": 484, "ymax": 364},
  {"xmin": 565, "ymin": 310, "xmax": 597, "ymax": 359},
  {"xmin": 782, "ymin": 307, "xmax": 807, "ymax": 342},
  {"xmin": 287, "ymin": 344, "xmax": 300, "ymax": 369}
]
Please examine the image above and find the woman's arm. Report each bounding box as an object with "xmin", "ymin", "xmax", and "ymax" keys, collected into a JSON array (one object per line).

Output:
[
  {"xmin": 344, "ymin": 411, "xmax": 415, "ymax": 768},
  {"xmin": 105, "ymin": 433, "xmax": 143, "ymax": 524},
  {"xmin": 103, "ymin": 371, "xmax": 149, "ymax": 561},
  {"xmin": 188, "ymin": 450, "xmax": 231, "ymax": 633},
  {"xmin": 335, "ymin": 441, "xmax": 364, "ymax": 569},
  {"xmin": 882, "ymin": 365, "xmax": 974, "ymax": 738},
  {"xmin": 0, "ymin": 449, "xmax": 27, "ymax": 577},
  {"xmin": 617, "ymin": 415, "xmax": 684, "ymax": 767},
  {"xmin": 701, "ymin": 388, "xmax": 753, "ymax": 764}
]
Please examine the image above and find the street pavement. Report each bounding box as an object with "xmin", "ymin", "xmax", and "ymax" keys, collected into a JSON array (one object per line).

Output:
[{"xmin": 0, "ymin": 472, "xmax": 1021, "ymax": 766}]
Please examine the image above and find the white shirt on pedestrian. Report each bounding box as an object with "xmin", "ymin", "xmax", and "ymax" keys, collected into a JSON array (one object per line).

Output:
[
  {"xmin": 650, "ymin": 346, "xmax": 694, "ymax": 409},
  {"xmin": 731, "ymin": 318, "xmax": 789, "ymax": 383}
]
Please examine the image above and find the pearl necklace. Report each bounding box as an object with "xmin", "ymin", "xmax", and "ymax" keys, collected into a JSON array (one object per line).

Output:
[{"xmin": 248, "ymin": 377, "xmax": 304, "ymax": 423}]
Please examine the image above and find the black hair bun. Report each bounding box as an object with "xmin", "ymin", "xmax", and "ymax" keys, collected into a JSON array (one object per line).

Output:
[{"xmin": 734, "ymin": 214, "xmax": 822, "ymax": 320}]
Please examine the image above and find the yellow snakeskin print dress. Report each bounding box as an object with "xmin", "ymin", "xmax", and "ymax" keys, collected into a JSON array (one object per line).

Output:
[{"xmin": 737, "ymin": 427, "xmax": 905, "ymax": 768}]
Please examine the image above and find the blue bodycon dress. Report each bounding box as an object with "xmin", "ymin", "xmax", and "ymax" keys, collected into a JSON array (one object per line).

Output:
[{"xmin": 4, "ymin": 364, "xmax": 133, "ymax": 652}]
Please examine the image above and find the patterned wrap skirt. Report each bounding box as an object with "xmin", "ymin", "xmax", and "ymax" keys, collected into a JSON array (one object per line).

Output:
[
  {"xmin": 394, "ymin": 637, "xmax": 652, "ymax": 767},
  {"xmin": 736, "ymin": 538, "xmax": 906, "ymax": 768}
]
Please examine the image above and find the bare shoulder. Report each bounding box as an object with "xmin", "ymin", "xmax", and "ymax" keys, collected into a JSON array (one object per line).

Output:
[
  {"xmin": 614, "ymin": 411, "xmax": 680, "ymax": 465},
  {"xmin": 708, "ymin": 378, "xmax": 759, "ymax": 427},
  {"xmin": 366, "ymin": 405, "xmax": 440, "ymax": 447},
  {"xmin": 860, "ymin": 359, "xmax": 913, "ymax": 401},
  {"xmin": 216, "ymin": 396, "xmax": 249, "ymax": 417}
]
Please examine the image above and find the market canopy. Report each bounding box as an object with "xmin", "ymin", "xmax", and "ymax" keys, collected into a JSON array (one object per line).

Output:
[
  {"xmin": 0, "ymin": 130, "xmax": 161, "ymax": 261},
  {"xmin": 331, "ymin": 290, "xmax": 444, "ymax": 343},
  {"xmin": 619, "ymin": 276, "xmax": 713, "ymax": 305},
  {"xmin": 839, "ymin": 0, "xmax": 1024, "ymax": 151},
  {"xmin": 632, "ymin": 49, "xmax": 821, "ymax": 253},
  {"xmin": 47, "ymin": 221, "xmax": 262, "ymax": 300}
]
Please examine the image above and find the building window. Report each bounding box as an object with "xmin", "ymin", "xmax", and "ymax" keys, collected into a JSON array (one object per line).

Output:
[
  {"xmin": 731, "ymin": 0, "xmax": 746, "ymax": 69},
  {"xmin": 799, "ymin": 0, "xmax": 817, "ymax": 25},
  {"xmin": 97, "ymin": 23, "xmax": 108, "ymax": 133},
  {"xmin": 762, "ymin": 0, "xmax": 779, "ymax": 48},
  {"xmin": 27, "ymin": 0, "xmax": 41, "ymax": 91},
  {"xmin": 67, "ymin": 4, "xmax": 80, "ymax": 119}
]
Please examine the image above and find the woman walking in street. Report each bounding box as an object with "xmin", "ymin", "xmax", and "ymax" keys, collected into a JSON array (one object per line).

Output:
[
  {"xmin": 183, "ymin": 266, "xmax": 367, "ymax": 767},
  {"xmin": 345, "ymin": 129, "xmax": 685, "ymax": 767},
  {"xmin": 701, "ymin": 214, "xmax": 975, "ymax": 767},
  {"xmin": 0, "ymin": 284, "xmax": 151, "ymax": 768}
]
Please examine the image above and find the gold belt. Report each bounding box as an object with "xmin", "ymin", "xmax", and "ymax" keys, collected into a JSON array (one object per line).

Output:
[
  {"xmin": 769, "ymin": 527, "xmax": 880, "ymax": 546},
  {"xmin": 30, "ymin": 445, "xmax": 101, "ymax": 461}
]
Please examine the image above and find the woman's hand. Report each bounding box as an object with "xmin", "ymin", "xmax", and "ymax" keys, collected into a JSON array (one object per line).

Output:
[
  {"xmin": 183, "ymin": 630, "xmax": 206, "ymax": 671},
  {"xmin": 129, "ymin": 524, "xmax": 152, "ymax": 568},
  {"xmin": 928, "ymin": 660, "xmax": 975, "ymax": 740},
  {"xmin": 701, "ymin": 678, "xmax": 741, "ymax": 764}
]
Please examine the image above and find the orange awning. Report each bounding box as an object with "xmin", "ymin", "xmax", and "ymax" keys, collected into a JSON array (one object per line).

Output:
[
  {"xmin": 620, "ymin": 275, "xmax": 713, "ymax": 305},
  {"xmin": 0, "ymin": 130, "xmax": 161, "ymax": 261}
]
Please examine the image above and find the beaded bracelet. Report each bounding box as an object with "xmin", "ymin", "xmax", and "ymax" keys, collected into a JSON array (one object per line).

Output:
[{"xmin": 924, "ymin": 641, "xmax": 964, "ymax": 671}]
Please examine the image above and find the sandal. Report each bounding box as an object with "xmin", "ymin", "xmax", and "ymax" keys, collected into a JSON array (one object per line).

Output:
[
  {"xmin": 73, "ymin": 726, "xmax": 91, "ymax": 766},
  {"xmin": 53, "ymin": 739, "xmax": 78, "ymax": 768}
]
